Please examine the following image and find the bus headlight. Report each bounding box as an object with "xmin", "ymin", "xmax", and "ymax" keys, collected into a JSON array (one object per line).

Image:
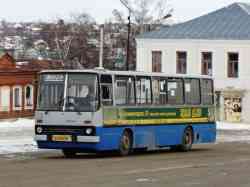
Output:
[
  {"xmin": 36, "ymin": 126, "xmax": 43, "ymax": 134},
  {"xmin": 85, "ymin": 128, "xmax": 93, "ymax": 135}
]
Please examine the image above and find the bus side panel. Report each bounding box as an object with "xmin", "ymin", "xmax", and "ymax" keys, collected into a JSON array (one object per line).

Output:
[
  {"xmin": 133, "ymin": 126, "xmax": 156, "ymax": 149},
  {"xmin": 98, "ymin": 127, "xmax": 126, "ymax": 151},
  {"xmin": 155, "ymin": 125, "xmax": 184, "ymax": 147},
  {"xmin": 192, "ymin": 123, "xmax": 216, "ymax": 144},
  {"xmin": 154, "ymin": 123, "xmax": 216, "ymax": 147},
  {"xmin": 98, "ymin": 123, "xmax": 217, "ymax": 151}
]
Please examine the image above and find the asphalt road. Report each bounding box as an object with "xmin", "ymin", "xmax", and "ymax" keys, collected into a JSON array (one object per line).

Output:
[{"xmin": 0, "ymin": 132, "xmax": 250, "ymax": 187}]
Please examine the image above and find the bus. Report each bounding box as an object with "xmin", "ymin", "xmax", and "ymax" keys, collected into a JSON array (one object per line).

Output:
[{"xmin": 35, "ymin": 69, "xmax": 216, "ymax": 157}]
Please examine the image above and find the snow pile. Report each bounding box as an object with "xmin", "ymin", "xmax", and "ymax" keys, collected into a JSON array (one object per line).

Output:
[
  {"xmin": 216, "ymin": 121, "xmax": 250, "ymax": 143},
  {"xmin": 217, "ymin": 122, "xmax": 250, "ymax": 131},
  {"xmin": 0, "ymin": 118, "xmax": 34, "ymax": 130},
  {"xmin": 0, "ymin": 118, "xmax": 37, "ymax": 155}
]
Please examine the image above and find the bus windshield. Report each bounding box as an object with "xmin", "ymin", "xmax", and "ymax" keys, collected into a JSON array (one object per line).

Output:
[
  {"xmin": 38, "ymin": 74, "xmax": 65, "ymax": 111},
  {"xmin": 66, "ymin": 73, "xmax": 99, "ymax": 112}
]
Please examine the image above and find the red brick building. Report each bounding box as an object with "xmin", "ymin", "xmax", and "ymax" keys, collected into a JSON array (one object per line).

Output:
[{"xmin": 0, "ymin": 53, "xmax": 64, "ymax": 119}]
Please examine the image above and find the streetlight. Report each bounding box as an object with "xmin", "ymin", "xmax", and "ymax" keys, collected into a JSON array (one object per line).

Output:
[{"xmin": 120, "ymin": 0, "xmax": 132, "ymax": 71}]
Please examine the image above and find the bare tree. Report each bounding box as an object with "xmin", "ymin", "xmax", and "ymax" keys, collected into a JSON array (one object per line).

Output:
[
  {"xmin": 42, "ymin": 13, "xmax": 98, "ymax": 69},
  {"xmin": 114, "ymin": 0, "xmax": 172, "ymax": 33}
]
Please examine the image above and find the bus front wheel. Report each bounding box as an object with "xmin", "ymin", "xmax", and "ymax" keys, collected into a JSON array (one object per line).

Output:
[{"xmin": 118, "ymin": 130, "xmax": 133, "ymax": 156}]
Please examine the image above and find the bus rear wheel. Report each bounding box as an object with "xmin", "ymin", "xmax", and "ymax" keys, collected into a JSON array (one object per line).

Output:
[
  {"xmin": 62, "ymin": 149, "xmax": 77, "ymax": 158},
  {"xmin": 118, "ymin": 130, "xmax": 133, "ymax": 156},
  {"xmin": 179, "ymin": 127, "xmax": 193, "ymax": 152}
]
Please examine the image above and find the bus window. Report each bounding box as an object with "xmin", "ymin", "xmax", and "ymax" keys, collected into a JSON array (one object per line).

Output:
[
  {"xmin": 167, "ymin": 78, "xmax": 184, "ymax": 105},
  {"xmin": 136, "ymin": 77, "xmax": 152, "ymax": 105},
  {"xmin": 115, "ymin": 76, "xmax": 135, "ymax": 105},
  {"xmin": 100, "ymin": 75, "xmax": 113, "ymax": 106},
  {"xmin": 201, "ymin": 79, "xmax": 214, "ymax": 105},
  {"xmin": 152, "ymin": 78, "xmax": 167, "ymax": 105},
  {"xmin": 184, "ymin": 79, "xmax": 201, "ymax": 105}
]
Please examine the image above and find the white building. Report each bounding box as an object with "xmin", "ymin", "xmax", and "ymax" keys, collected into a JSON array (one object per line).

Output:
[{"xmin": 136, "ymin": 3, "xmax": 250, "ymax": 123}]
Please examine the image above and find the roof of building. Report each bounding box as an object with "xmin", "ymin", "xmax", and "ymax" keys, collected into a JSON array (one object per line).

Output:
[
  {"xmin": 0, "ymin": 53, "xmax": 64, "ymax": 73},
  {"xmin": 19, "ymin": 59, "xmax": 64, "ymax": 71},
  {"xmin": 137, "ymin": 3, "xmax": 250, "ymax": 40}
]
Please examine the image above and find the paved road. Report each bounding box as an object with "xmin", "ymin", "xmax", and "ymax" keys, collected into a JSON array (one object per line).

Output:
[{"xmin": 0, "ymin": 130, "xmax": 250, "ymax": 187}]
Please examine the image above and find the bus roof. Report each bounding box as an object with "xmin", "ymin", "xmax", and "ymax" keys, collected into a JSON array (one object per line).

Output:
[{"xmin": 39, "ymin": 69, "xmax": 213, "ymax": 79}]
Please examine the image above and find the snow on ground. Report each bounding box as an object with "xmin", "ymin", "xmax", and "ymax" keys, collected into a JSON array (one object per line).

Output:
[
  {"xmin": 217, "ymin": 122, "xmax": 250, "ymax": 131},
  {"xmin": 216, "ymin": 121, "xmax": 250, "ymax": 143},
  {"xmin": 0, "ymin": 119, "xmax": 250, "ymax": 155},
  {"xmin": 0, "ymin": 118, "xmax": 38, "ymax": 155}
]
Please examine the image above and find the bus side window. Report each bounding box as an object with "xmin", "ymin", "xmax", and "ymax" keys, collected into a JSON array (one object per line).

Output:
[
  {"xmin": 201, "ymin": 79, "xmax": 214, "ymax": 105},
  {"xmin": 100, "ymin": 75, "xmax": 113, "ymax": 106},
  {"xmin": 167, "ymin": 78, "xmax": 184, "ymax": 105},
  {"xmin": 136, "ymin": 77, "xmax": 152, "ymax": 105},
  {"xmin": 184, "ymin": 78, "xmax": 201, "ymax": 105},
  {"xmin": 115, "ymin": 76, "xmax": 135, "ymax": 105},
  {"xmin": 152, "ymin": 77, "xmax": 167, "ymax": 105}
]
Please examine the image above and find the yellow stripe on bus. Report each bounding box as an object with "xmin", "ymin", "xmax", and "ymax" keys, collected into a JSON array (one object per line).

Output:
[{"xmin": 104, "ymin": 117, "xmax": 209, "ymax": 126}]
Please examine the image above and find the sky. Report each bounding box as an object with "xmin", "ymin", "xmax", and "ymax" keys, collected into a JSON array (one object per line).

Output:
[{"xmin": 1, "ymin": 0, "xmax": 250, "ymax": 23}]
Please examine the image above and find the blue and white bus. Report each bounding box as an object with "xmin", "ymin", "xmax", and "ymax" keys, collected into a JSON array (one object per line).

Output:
[{"xmin": 35, "ymin": 69, "xmax": 216, "ymax": 157}]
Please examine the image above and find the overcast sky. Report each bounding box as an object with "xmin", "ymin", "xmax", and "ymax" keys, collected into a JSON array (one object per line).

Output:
[{"xmin": 1, "ymin": 0, "xmax": 250, "ymax": 23}]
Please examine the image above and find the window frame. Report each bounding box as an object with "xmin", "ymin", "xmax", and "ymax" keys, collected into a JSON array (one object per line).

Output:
[
  {"xmin": 167, "ymin": 77, "xmax": 185, "ymax": 105},
  {"xmin": 114, "ymin": 75, "xmax": 136, "ymax": 106},
  {"xmin": 228, "ymin": 52, "xmax": 239, "ymax": 78},
  {"xmin": 24, "ymin": 84, "xmax": 34, "ymax": 109},
  {"xmin": 201, "ymin": 78, "xmax": 214, "ymax": 105},
  {"xmin": 13, "ymin": 85, "xmax": 22, "ymax": 111},
  {"xmin": 100, "ymin": 74, "xmax": 113, "ymax": 106},
  {"xmin": 201, "ymin": 52, "xmax": 213, "ymax": 76},
  {"xmin": 135, "ymin": 76, "xmax": 152, "ymax": 105},
  {"xmin": 176, "ymin": 51, "xmax": 187, "ymax": 74},
  {"xmin": 184, "ymin": 78, "xmax": 201, "ymax": 105},
  {"xmin": 152, "ymin": 51, "xmax": 162, "ymax": 73},
  {"xmin": 152, "ymin": 76, "xmax": 168, "ymax": 105}
]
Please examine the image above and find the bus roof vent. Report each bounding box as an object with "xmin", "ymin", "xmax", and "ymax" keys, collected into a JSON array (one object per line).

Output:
[{"xmin": 94, "ymin": 67, "xmax": 106, "ymax": 71}]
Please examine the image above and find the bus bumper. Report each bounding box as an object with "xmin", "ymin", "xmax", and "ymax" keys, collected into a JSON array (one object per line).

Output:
[
  {"xmin": 35, "ymin": 135, "xmax": 102, "ymax": 152},
  {"xmin": 35, "ymin": 135, "xmax": 100, "ymax": 143}
]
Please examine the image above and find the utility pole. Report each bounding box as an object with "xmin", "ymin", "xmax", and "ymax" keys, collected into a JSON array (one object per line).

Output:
[
  {"xmin": 120, "ymin": 0, "xmax": 132, "ymax": 71},
  {"xmin": 126, "ymin": 13, "xmax": 131, "ymax": 71},
  {"xmin": 99, "ymin": 25, "xmax": 104, "ymax": 68}
]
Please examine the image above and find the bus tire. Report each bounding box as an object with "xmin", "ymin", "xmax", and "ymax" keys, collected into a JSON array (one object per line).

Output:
[
  {"xmin": 179, "ymin": 127, "xmax": 193, "ymax": 152},
  {"xmin": 118, "ymin": 130, "xmax": 133, "ymax": 156},
  {"xmin": 62, "ymin": 149, "xmax": 77, "ymax": 158}
]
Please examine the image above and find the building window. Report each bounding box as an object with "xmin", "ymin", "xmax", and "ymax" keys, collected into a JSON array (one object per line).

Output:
[
  {"xmin": 152, "ymin": 51, "xmax": 162, "ymax": 72},
  {"xmin": 25, "ymin": 85, "xmax": 33, "ymax": 107},
  {"xmin": 176, "ymin": 51, "xmax": 187, "ymax": 74},
  {"xmin": 13, "ymin": 86, "xmax": 22, "ymax": 110},
  {"xmin": 228, "ymin": 53, "xmax": 239, "ymax": 78},
  {"xmin": 0, "ymin": 86, "xmax": 10, "ymax": 112},
  {"xmin": 201, "ymin": 52, "xmax": 212, "ymax": 76}
]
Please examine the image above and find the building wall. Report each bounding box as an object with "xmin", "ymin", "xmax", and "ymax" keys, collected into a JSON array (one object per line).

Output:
[
  {"xmin": 136, "ymin": 39, "xmax": 250, "ymax": 122},
  {"xmin": 242, "ymin": 91, "xmax": 250, "ymax": 122},
  {"xmin": 0, "ymin": 72, "xmax": 37, "ymax": 119}
]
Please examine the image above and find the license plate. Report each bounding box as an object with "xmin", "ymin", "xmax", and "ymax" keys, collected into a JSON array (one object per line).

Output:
[{"xmin": 52, "ymin": 135, "xmax": 72, "ymax": 142}]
